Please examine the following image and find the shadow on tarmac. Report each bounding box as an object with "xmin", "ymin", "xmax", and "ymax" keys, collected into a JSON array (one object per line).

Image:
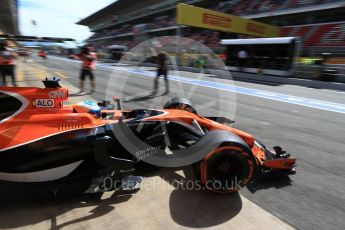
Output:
[
  {"xmin": 135, "ymin": 166, "xmax": 243, "ymax": 228},
  {"xmin": 123, "ymin": 93, "xmax": 162, "ymax": 102},
  {"xmin": 141, "ymin": 166, "xmax": 242, "ymax": 228},
  {"xmin": 69, "ymin": 91, "xmax": 93, "ymax": 97},
  {"xmin": 161, "ymin": 169, "xmax": 242, "ymax": 228},
  {"xmin": 0, "ymin": 166, "xmax": 243, "ymax": 229},
  {"xmin": 0, "ymin": 191, "xmax": 131, "ymax": 230},
  {"xmin": 246, "ymin": 176, "xmax": 293, "ymax": 193}
]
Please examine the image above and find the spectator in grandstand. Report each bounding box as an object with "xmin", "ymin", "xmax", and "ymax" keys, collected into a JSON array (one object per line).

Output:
[
  {"xmin": 152, "ymin": 47, "xmax": 169, "ymax": 95},
  {"xmin": 0, "ymin": 40, "xmax": 17, "ymax": 86},
  {"xmin": 79, "ymin": 45, "xmax": 97, "ymax": 93},
  {"xmin": 237, "ymin": 49, "xmax": 248, "ymax": 72}
]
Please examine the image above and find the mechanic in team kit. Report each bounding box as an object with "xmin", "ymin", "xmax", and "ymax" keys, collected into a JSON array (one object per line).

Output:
[
  {"xmin": 79, "ymin": 44, "xmax": 97, "ymax": 93},
  {"xmin": 152, "ymin": 47, "xmax": 169, "ymax": 95},
  {"xmin": 0, "ymin": 40, "xmax": 17, "ymax": 86}
]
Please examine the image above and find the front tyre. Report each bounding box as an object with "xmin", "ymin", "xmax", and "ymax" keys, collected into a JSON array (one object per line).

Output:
[{"xmin": 197, "ymin": 145, "xmax": 255, "ymax": 193}]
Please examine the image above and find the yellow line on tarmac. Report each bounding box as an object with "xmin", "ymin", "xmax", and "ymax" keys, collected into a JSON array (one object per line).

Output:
[
  {"xmin": 54, "ymin": 71, "xmax": 69, "ymax": 79},
  {"xmin": 16, "ymin": 68, "xmax": 24, "ymax": 82},
  {"xmin": 37, "ymin": 70, "xmax": 48, "ymax": 80}
]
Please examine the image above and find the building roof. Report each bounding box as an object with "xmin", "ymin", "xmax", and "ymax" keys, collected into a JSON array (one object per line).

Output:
[
  {"xmin": 77, "ymin": 0, "xmax": 136, "ymax": 25},
  {"xmin": 0, "ymin": 34, "xmax": 75, "ymax": 42},
  {"xmin": 221, "ymin": 37, "xmax": 296, "ymax": 45},
  {"xmin": 0, "ymin": 0, "xmax": 19, "ymax": 34}
]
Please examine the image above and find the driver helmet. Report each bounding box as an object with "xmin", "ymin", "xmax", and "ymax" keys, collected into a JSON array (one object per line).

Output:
[{"xmin": 78, "ymin": 100, "xmax": 101, "ymax": 118}]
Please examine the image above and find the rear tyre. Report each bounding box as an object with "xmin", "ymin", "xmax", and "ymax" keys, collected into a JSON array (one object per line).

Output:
[{"xmin": 163, "ymin": 98, "xmax": 197, "ymax": 114}]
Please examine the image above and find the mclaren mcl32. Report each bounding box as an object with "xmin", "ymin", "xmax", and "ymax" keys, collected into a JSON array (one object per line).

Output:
[{"xmin": 0, "ymin": 79, "xmax": 296, "ymax": 196}]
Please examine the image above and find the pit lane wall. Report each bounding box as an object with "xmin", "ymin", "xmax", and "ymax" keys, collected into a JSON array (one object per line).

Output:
[{"xmin": 115, "ymin": 59, "xmax": 345, "ymax": 91}]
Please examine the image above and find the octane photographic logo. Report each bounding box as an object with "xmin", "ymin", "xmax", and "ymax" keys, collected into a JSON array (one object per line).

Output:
[
  {"xmin": 100, "ymin": 176, "xmax": 243, "ymax": 192},
  {"xmin": 104, "ymin": 36, "xmax": 237, "ymax": 167}
]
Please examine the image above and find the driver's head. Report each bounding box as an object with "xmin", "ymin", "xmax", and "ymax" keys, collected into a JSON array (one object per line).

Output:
[{"xmin": 77, "ymin": 100, "xmax": 101, "ymax": 118}]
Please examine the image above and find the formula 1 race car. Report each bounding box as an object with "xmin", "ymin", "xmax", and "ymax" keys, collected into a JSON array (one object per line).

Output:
[{"xmin": 0, "ymin": 78, "xmax": 296, "ymax": 196}]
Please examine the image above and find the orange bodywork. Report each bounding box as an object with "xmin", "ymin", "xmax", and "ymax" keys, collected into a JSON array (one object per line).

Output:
[
  {"xmin": 0, "ymin": 85, "xmax": 295, "ymax": 173},
  {"xmin": 144, "ymin": 110, "xmax": 255, "ymax": 147},
  {"xmin": 263, "ymin": 158, "xmax": 296, "ymax": 170},
  {"xmin": 0, "ymin": 87, "xmax": 116, "ymax": 151},
  {"xmin": 145, "ymin": 110, "xmax": 296, "ymax": 172}
]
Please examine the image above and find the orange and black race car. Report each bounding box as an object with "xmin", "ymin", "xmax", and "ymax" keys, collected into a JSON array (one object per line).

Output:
[{"xmin": 0, "ymin": 78, "xmax": 296, "ymax": 196}]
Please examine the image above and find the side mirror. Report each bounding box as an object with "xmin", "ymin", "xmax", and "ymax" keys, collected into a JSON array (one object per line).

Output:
[
  {"xmin": 113, "ymin": 96, "xmax": 121, "ymax": 110},
  {"xmin": 98, "ymin": 100, "xmax": 110, "ymax": 108}
]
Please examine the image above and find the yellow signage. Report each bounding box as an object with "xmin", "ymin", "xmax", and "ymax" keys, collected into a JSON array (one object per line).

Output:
[{"xmin": 177, "ymin": 3, "xmax": 279, "ymax": 37}]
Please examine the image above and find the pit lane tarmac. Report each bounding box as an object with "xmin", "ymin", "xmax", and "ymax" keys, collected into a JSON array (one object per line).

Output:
[
  {"xmin": 2, "ymin": 56, "xmax": 345, "ymax": 229},
  {"xmin": 0, "ymin": 58, "xmax": 295, "ymax": 230}
]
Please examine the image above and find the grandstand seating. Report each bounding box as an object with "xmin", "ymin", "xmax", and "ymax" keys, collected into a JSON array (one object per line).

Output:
[
  {"xmin": 321, "ymin": 23, "xmax": 345, "ymax": 45},
  {"xmin": 280, "ymin": 26, "xmax": 294, "ymax": 37},
  {"xmin": 293, "ymin": 25, "xmax": 312, "ymax": 41},
  {"xmin": 219, "ymin": 0, "xmax": 343, "ymax": 15},
  {"xmin": 281, "ymin": 21, "xmax": 345, "ymax": 46},
  {"xmin": 86, "ymin": 0, "xmax": 345, "ymax": 54},
  {"xmin": 304, "ymin": 23, "xmax": 337, "ymax": 46}
]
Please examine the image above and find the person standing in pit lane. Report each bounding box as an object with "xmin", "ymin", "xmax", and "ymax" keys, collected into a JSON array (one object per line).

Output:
[
  {"xmin": 79, "ymin": 45, "xmax": 97, "ymax": 93},
  {"xmin": 152, "ymin": 47, "xmax": 169, "ymax": 95},
  {"xmin": 38, "ymin": 50, "xmax": 47, "ymax": 61},
  {"xmin": 237, "ymin": 49, "xmax": 248, "ymax": 72},
  {"xmin": 0, "ymin": 40, "xmax": 17, "ymax": 86}
]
